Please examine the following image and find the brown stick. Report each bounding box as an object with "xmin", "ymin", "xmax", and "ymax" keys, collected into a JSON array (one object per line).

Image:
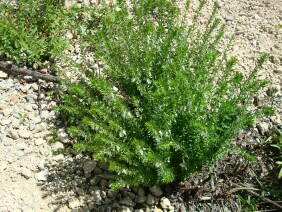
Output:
[
  {"xmin": 0, "ymin": 61, "xmax": 57, "ymax": 82},
  {"xmin": 231, "ymin": 183, "xmax": 282, "ymax": 210}
]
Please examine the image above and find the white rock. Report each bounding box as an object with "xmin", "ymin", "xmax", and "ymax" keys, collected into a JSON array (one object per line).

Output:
[
  {"xmin": 2, "ymin": 108, "xmax": 13, "ymax": 116},
  {"xmin": 0, "ymin": 71, "xmax": 8, "ymax": 78},
  {"xmin": 0, "ymin": 161, "xmax": 8, "ymax": 171},
  {"xmin": 160, "ymin": 197, "xmax": 172, "ymax": 209},
  {"xmin": 31, "ymin": 83, "xmax": 39, "ymax": 91},
  {"xmin": 53, "ymin": 142, "xmax": 64, "ymax": 151},
  {"xmin": 257, "ymin": 122, "xmax": 270, "ymax": 135},
  {"xmin": 18, "ymin": 130, "xmax": 30, "ymax": 139},
  {"xmin": 93, "ymin": 190, "xmax": 102, "ymax": 202},
  {"xmin": 36, "ymin": 171, "xmax": 48, "ymax": 181},
  {"xmin": 53, "ymin": 154, "xmax": 65, "ymax": 162},
  {"xmin": 119, "ymin": 207, "xmax": 131, "ymax": 212},
  {"xmin": 35, "ymin": 138, "xmax": 46, "ymax": 146},
  {"xmin": 21, "ymin": 167, "xmax": 33, "ymax": 179},
  {"xmin": 0, "ymin": 119, "xmax": 11, "ymax": 125},
  {"xmin": 41, "ymin": 110, "xmax": 49, "ymax": 120},
  {"xmin": 33, "ymin": 123, "xmax": 45, "ymax": 133},
  {"xmin": 17, "ymin": 143, "xmax": 27, "ymax": 150},
  {"xmin": 69, "ymin": 199, "xmax": 82, "ymax": 209},
  {"xmin": 8, "ymin": 129, "xmax": 19, "ymax": 140},
  {"xmin": 149, "ymin": 186, "xmax": 163, "ymax": 197},
  {"xmin": 12, "ymin": 119, "xmax": 20, "ymax": 129},
  {"xmin": 57, "ymin": 128, "xmax": 70, "ymax": 143},
  {"xmin": 275, "ymin": 66, "xmax": 282, "ymax": 74}
]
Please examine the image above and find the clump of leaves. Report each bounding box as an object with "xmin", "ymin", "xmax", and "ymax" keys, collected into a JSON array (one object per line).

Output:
[
  {"xmin": 0, "ymin": 0, "xmax": 76, "ymax": 67},
  {"xmin": 59, "ymin": 0, "xmax": 269, "ymax": 190}
]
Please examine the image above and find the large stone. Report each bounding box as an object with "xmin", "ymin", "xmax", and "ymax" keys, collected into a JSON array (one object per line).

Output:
[
  {"xmin": 149, "ymin": 186, "xmax": 163, "ymax": 197},
  {"xmin": 146, "ymin": 194, "xmax": 156, "ymax": 205},
  {"xmin": 83, "ymin": 161, "xmax": 97, "ymax": 174},
  {"xmin": 160, "ymin": 197, "xmax": 172, "ymax": 209}
]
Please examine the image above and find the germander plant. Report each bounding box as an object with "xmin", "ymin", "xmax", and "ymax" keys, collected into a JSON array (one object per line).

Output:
[{"xmin": 59, "ymin": 0, "xmax": 269, "ymax": 189}]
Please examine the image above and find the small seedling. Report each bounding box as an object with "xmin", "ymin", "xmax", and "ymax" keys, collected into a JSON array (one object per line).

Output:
[{"xmin": 18, "ymin": 112, "xmax": 27, "ymax": 125}]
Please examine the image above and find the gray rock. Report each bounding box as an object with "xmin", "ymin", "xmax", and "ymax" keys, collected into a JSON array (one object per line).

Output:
[
  {"xmin": 160, "ymin": 197, "xmax": 172, "ymax": 209},
  {"xmin": 135, "ymin": 195, "xmax": 146, "ymax": 204},
  {"xmin": 120, "ymin": 196, "xmax": 135, "ymax": 207},
  {"xmin": 76, "ymin": 187, "xmax": 85, "ymax": 196},
  {"xmin": 149, "ymin": 186, "xmax": 163, "ymax": 197},
  {"xmin": 29, "ymin": 121, "xmax": 36, "ymax": 131},
  {"xmin": 93, "ymin": 166, "xmax": 103, "ymax": 174},
  {"xmin": 124, "ymin": 191, "xmax": 136, "ymax": 199},
  {"xmin": 83, "ymin": 161, "xmax": 97, "ymax": 174},
  {"xmin": 138, "ymin": 187, "xmax": 145, "ymax": 197},
  {"xmin": 36, "ymin": 171, "xmax": 48, "ymax": 181},
  {"xmin": 146, "ymin": 194, "xmax": 156, "ymax": 205},
  {"xmin": 90, "ymin": 177, "xmax": 99, "ymax": 186}
]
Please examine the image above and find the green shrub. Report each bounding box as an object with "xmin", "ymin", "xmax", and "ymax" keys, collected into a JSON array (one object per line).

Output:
[
  {"xmin": 0, "ymin": 0, "xmax": 74, "ymax": 67},
  {"xmin": 59, "ymin": 0, "xmax": 269, "ymax": 189}
]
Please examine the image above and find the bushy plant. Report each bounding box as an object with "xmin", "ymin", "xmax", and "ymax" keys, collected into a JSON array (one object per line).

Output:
[
  {"xmin": 59, "ymin": 0, "xmax": 269, "ymax": 189},
  {"xmin": 0, "ymin": 0, "xmax": 75, "ymax": 67}
]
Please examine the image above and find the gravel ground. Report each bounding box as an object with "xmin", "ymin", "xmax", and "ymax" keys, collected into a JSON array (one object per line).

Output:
[{"xmin": 0, "ymin": 0, "xmax": 281, "ymax": 211}]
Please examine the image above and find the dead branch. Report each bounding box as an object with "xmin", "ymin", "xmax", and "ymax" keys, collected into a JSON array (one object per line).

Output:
[
  {"xmin": 231, "ymin": 183, "xmax": 282, "ymax": 210},
  {"xmin": 0, "ymin": 61, "xmax": 57, "ymax": 82}
]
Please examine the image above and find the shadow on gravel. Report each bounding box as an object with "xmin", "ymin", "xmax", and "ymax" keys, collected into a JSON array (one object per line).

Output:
[{"xmin": 38, "ymin": 149, "xmax": 248, "ymax": 211}]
